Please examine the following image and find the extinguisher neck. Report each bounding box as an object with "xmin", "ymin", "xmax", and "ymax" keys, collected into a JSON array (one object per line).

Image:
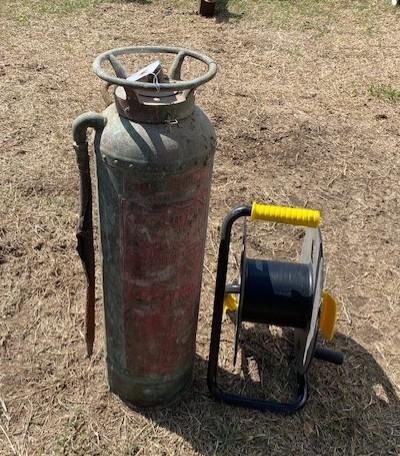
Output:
[{"xmin": 113, "ymin": 87, "xmax": 196, "ymax": 123}]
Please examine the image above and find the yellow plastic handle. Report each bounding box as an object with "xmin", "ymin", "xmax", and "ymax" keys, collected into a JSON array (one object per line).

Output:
[{"xmin": 250, "ymin": 202, "xmax": 320, "ymax": 228}]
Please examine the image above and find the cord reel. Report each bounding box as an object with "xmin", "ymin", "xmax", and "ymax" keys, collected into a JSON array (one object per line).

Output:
[{"xmin": 207, "ymin": 203, "xmax": 343, "ymax": 413}]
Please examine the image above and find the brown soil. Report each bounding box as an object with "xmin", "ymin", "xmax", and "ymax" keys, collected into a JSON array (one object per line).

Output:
[{"xmin": 1, "ymin": 1, "xmax": 399, "ymax": 455}]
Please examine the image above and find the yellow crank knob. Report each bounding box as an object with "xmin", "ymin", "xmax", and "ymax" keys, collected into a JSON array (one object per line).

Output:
[
  {"xmin": 250, "ymin": 202, "xmax": 320, "ymax": 228},
  {"xmin": 320, "ymin": 291, "xmax": 337, "ymax": 341},
  {"xmin": 223, "ymin": 294, "xmax": 239, "ymax": 315}
]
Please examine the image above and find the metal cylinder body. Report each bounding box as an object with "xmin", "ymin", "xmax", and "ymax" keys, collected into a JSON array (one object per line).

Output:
[{"xmin": 94, "ymin": 98, "xmax": 216, "ymax": 406}]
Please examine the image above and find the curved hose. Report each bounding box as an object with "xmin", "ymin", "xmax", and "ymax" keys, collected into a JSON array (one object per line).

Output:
[{"xmin": 72, "ymin": 112, "xmax": 107, "ymax": 357}]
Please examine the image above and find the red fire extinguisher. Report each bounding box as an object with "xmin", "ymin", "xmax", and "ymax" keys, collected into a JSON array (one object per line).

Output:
[{"xmin": 72, "ymin": 46, "xmax": 217, "ymax": 407}]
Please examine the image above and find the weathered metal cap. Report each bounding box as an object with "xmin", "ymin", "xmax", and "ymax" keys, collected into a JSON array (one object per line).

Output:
[
  {"xmin": 93, "ymin": 46, "xmax": 217, "ymax": 123},
  {"xmin": 94, "ymin": 46, "xmax": 217, "ymax": 90}
]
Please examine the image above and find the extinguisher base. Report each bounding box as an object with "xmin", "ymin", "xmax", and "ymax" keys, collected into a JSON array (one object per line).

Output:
[{"xmin": 106, "ymin": 361, "xmax": 194, "ymax": 408}]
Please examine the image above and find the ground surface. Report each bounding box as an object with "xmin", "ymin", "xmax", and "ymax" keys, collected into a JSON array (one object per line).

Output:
[{"xmin": 1, "ymin": 0, "xmax": 400, "ymax": 455}]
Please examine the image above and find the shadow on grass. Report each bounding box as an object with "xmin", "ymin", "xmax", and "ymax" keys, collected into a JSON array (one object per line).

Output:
[
  {"xmin": 136, "ymin": 330, "xmax": 399, "ymax": 455},
  {"xmin": 215, "ymin": 0, "xmax": 244, "ymax": 23}
]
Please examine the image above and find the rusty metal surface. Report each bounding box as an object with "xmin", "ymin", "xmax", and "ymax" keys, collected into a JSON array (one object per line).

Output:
[
  {"xmin": 97, "ymin": 104, "xmax": 215, "ymax": 172},
  {"xmin": 94, "ymin": 47, "xmax": 216, "ymax": 123},
  {"xmin": 93, "ymin": 46, "xmax": 217, "ymax": 91},
  {"xmin": 73, "ymin": 48, "xmax": 216, "ymax": 406},
  {"xmin": 74, "ymin": 142, "xmax": 95, "ymax": 357},
  {"xmin": 113, "ymin": 86, "xmax": 195, "ymax": 123},
  {"xmin": 72, "ymin": 112, "xmax": 107, "ymax": 357},
  {"xmin": 121, "ymin": 166, "xmax": 211, "ymax": 374},
  {"xmin": 95, "ymin": 103, "xmax": 216, "ymax": 406}
]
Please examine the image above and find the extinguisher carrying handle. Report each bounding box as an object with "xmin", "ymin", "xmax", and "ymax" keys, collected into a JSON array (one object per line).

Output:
[
  {"xmin": 72, "ymin": 112, "xmax": 107, "ymax": 357},
  {"xmin": 93, "ymin": 46, "xmax": 217, "ymax": 92}
]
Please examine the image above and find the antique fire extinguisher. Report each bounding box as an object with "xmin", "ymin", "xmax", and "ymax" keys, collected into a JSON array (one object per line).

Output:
[{"xmin": 72, "ymin": 46, "xmax": 217, "ymax": 407}]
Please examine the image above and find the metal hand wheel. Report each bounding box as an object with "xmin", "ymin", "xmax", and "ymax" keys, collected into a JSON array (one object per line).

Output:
[{"xmin": 93, "ymin": 46, "xmax": 217, "ymax": 92}]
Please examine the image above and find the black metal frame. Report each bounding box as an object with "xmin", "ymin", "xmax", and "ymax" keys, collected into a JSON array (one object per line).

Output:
[{"xmin": 207, "ymin": 205, "xmax": 343, "ymax": 413}]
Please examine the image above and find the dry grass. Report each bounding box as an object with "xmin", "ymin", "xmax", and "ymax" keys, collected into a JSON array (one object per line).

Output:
[{"xmin": 1, "ymin": 0, "xmax": 400, "ymax": 455}]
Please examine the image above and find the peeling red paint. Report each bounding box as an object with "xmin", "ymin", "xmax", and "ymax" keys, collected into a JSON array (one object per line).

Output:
[{"xmin": 121, "ymin": 166, "xmax": 211, "ymax": 376}]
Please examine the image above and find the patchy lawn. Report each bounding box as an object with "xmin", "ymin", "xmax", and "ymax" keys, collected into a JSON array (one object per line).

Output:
[{"xmin": 1, "ymin": 0, "xmax": 400, "ymax": 454}]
